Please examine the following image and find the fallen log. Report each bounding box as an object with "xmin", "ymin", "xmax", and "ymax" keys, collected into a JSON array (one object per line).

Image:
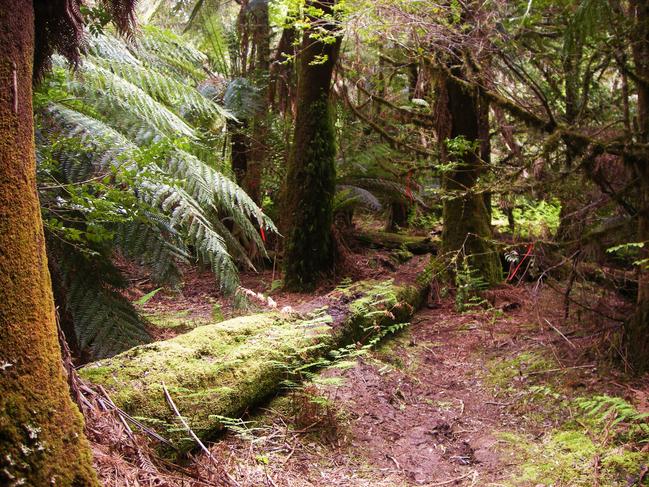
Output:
[
  {"xmin": 354, "ymin": 230, "xmax": 437, "ymax": 254},
  {"xmin": 80, "ymin": 275, "xmax": 430, "ymax": 457}
]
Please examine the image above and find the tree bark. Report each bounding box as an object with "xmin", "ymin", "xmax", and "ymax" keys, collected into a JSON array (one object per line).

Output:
[
  {"xmin": 269, "ymin": 22, "xmax": 297, "ymax": 116},
  {"xmin": 246, "ymin": 0, "xmax": 271, "ymax": 204},
  {"xmin": 626, "ymin": 0, "xmax": 649, "ymax": 374},
  {"xmin": 0, "ymin": 2, "xmax": 98, "ymax": 484},
  {"xmin": 385, "ymin": 202, "xmax": 410, "ymax": 232},
  {"xmin": 283, "ymin": 0, "xmax": 342, "ymax": 291},
  {"xmin": 436, "ymin": 69, "xmax": 502, "ymax": 285}
]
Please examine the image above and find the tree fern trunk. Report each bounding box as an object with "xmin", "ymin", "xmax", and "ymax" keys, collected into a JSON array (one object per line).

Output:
[
  {"xmin": 283, "ymin": 0, "xmax": 342, "ymax": 291},
  {"xmin": 0, "ymin": 2, "xmax": 98, "ymax": 484}
]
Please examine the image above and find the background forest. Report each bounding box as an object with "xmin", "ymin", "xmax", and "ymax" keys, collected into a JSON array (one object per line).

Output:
[{"xmin": 2, "ymin": 0, "xmax": 649, "ymax": 485}]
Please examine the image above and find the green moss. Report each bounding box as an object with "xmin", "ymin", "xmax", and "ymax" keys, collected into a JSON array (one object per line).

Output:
[
  {"xmin": 81, "ymin": 278, "xmax": 427, "ymax": 457},
  {"xmin": 486, "ymin": 351, "xmax": 556, "ymax": 390},
  {"xmin": 145, "ymin": 310, "xmax": 210, "ymax": 332},
  {"xmin": 283, "ymin": 98, "xmax": 337, "ymax": 291},
  {"xmin": 490, "ymin": 360, "xmax": 649, "ymax": 486},
  {"xmin": 0, "ymin": 10, "xmax": 99, "ymax": 483},
  {"xmin": 498, "ymin": 429, "xmax": 648, "ymax": 486}
]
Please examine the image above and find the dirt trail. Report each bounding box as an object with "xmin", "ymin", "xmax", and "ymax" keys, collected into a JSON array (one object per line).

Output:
[
  {"xmin": 104, "ymin": 252, "xmax": 647, "ymax": 486},
  {"xmin": 189, "ymin": 280, "xmax": 649, "ymax": 487},
  {"xmin": 193, "ymin": 291, "xmax": 544, "ymax": 486}
]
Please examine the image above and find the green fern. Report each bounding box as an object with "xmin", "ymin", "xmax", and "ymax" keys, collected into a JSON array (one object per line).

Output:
[
  {"xmin": 36, "ymin": 27, "xmax": 274, "ymax": 360},
  {"xmin": 576, "ymin": 395, "xmax": 649, "ymax": 443}
]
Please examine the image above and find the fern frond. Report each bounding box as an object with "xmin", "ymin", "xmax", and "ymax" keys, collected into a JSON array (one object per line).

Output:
[
  {"xmin": 339, "ymin": 176, "xmax": 427, "ymax": 207},
  {"xmin": 40, "ymin": 102, "xmax": 136, "ymax": 180},
  {"xmin": 53, "ymin": 241, "xmax": 152, "ymax": 359},
  {"xmin": 89, "ymin": 55, "xmax": 231, "ymax": 123},
  {"xmin": 115, "ymin": 218, "xmax": 189, "ymax": 287},
  {"xmin": 138, "ymin": 181, "xmax": 240, "ymax": 292},
  {"xmin": 335, "ymin": 185, "xmax": 383, "ymax": 213},
  {"xmin": 134, "ymin": 25, "xmax": 208, "ymax": 83},
  {"xmin": 70, "ymin": 59, "xmax": 196, "ymax": 140}
]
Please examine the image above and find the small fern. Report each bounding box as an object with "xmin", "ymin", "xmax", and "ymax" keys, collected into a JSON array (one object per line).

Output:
[
  {"xmin": 455, "ymin": 260, "xmax": 489, "ymax": 312},
  {"xmin": 576, "ymin": 395, "xmax": 649, "ymax": 443}
]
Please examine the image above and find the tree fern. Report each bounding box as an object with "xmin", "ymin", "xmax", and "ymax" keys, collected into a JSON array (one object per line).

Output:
[{"xmin": 36, "ymin": 27, "xmax": 273, "ymax": 360}]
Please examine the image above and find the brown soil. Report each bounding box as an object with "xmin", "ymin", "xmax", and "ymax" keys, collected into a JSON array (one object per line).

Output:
[{"xmin": 184, "ymin": 282, "xmax": 646, "ymax": 486}]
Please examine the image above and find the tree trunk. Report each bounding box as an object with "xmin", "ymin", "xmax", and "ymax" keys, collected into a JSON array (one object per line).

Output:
[
  {"xmin": 229, "ymin": 119, "xmax": 250, "ymax": 187},
  {"xmin": 246, "ymin": 0, "xmax": 271, "ymax": 204},
  {"xmin": 385, "ymin": 202, "xmax": 409, "ymax": 232},
  {"xmin": 436, "ymin": 70, "xmax": 501, "ymax": 285},
  {"xmin": 269, "ymin": 22, "xmax": 297, "ymax": 116},
  {"xmin": 0, "ymin": 2, "xmax": 98, "ymax": 484},
  {"xmin": 283, "ymin": 0, "xmax": 342, "ymax": 291},
  {"xmin": 626, "ymin": 0, "xmax": 649, "ymax": 373}
]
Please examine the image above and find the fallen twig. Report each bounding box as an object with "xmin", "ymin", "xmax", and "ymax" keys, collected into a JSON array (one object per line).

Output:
[
  {"xmin": 429, "ymin": 470, "xmax": 476, "ymax": 486},
  {"xmin": 162, "ymin": 382, "xmax": 241, "ymax": 487},
  {"xmin": 525, "ymin": 364, "xmax": 595, "ymax": 376},
  {"xmin": 545, "ymin": 319, "xmax": 577, "ymax": 349},
  {"xmin": 386, "ymin": 454, "xmax": 401, "ymax": 471}
]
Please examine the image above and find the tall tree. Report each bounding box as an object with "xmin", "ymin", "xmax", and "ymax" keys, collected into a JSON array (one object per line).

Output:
[
  {"xmin": 247, "ymin": 0, "xmax": 271, "ymax": 204},
  {"xmin": 625, "ymin": 0, "xmax": 649, "ymax": 373},
  {"xmin": 435, "ymin": 64, "xmax": 502, "ymax": 285},
  {"xmin": 0, "ymin": 1, "xmax": 135, "ymax": 482},
  {"xmin": 283, "ymin": 0, "xmax": 342, "ymax": 290}
]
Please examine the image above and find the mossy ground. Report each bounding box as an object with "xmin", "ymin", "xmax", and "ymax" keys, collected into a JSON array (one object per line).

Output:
[
  {"xmin": 144, "ymin": 309, "xmax": 212, "ymax": 332},
  {"xmin": 487, "ymin": 352, "xmax": 649, "ymax": 486}
]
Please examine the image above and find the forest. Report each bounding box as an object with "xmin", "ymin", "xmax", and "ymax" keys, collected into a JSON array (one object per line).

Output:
[{"xmin": 1, "ymin": 0, "xmax": 649, "ymax": 485}]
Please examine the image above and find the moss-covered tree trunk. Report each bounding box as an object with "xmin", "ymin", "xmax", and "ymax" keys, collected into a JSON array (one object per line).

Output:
[
  {"xmin": 283, "ymin": 0, "xmax": 342, "ymax": 291},
  {"xmin": 625, "ymin": 0, "xmax": 649, "ymax": 374},
  {"xmin": 0, "ymin": 2, "xmax": 98, "ymax": 484},
  {"xmin": 435, "ymin": 69, "xmax": 501, "ymax": 285}
]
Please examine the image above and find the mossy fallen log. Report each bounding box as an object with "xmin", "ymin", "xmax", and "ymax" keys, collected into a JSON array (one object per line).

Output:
[
  {"xmin": 354, "ymin": 230, "xmax": 437, "ymax": 254},
  {"xmin": 80, "ymin": 278, "xmax": 429, "ymax": 456}
]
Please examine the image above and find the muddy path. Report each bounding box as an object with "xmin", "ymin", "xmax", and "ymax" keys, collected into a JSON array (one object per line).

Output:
[
  {"xmin": 189, "ymin": 284, "xmax": 647, "ymax": 487},
  {"xmin": 94, "ymin": 251, "xmax": 648, "ymax": 486}
]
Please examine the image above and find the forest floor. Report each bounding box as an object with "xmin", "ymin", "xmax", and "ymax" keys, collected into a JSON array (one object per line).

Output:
[{"xmin": 97, "ymin": 244, "xmax": 649, "ymax": 486}]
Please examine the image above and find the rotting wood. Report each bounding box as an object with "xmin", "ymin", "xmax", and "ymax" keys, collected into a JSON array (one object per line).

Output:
[
  {"xmin": 354, "ymin": 230, "xmax": 437, "ymax": 255},
  {"xmin": 81, "ymin": 275, "xmax": 431, "ymax": 457}
]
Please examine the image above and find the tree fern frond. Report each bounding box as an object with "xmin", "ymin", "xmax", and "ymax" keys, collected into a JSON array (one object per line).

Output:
[
  {"xmin": 138, "ymin": 181, "xmax": 240, "ymax": 292},
  {"xmin": 54, "ymin": 242, "xmax": 152, "ymax": 359},
  {"xmin": 335, "ymin": 185, "xmax": 383, "ymax": 213},
  {"xmin": 70, "ymin": 60, "xmax": 196, "ymax": 140},
  {"xmin": 223, "ymin": 78, "xmax": 262, "ymax": 121},
  {"xmin": 40, "ymin": 103, "xmax": 137, "ymax": 180},
  {"xmin": 133, "ymin": 25, "xmax": 209, "ymax": 83},
  {"xmin": 87, "ymin": 32, "xmax": 141, "ymax": 66},
  {"xmin": 115, "ymin": 218, "xmax": 189, "ymax": 287},
  {"xmin": 89, "ymin": 55, "xmax": 231, "ymax": 123},
  {"xmin": 340, "ymin": 176, "xmax": 427, "ymax": 207}
]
